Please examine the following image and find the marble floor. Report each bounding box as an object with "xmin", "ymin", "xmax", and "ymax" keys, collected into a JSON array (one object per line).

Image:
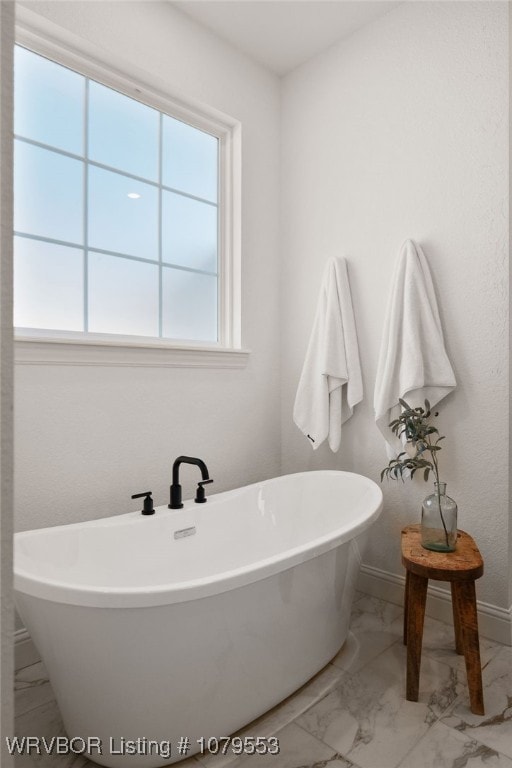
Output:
[{"xmin": 14, "ymin": 593, "xmax": 512, "ymax": 768}]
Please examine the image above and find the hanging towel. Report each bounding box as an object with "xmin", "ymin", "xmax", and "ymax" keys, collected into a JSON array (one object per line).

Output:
[
  {"xmin": 374, "ymin": 239, "xmax": 456, "ymax": 458},
  {"xmin": 293, "ymin": 257, "xmax": 363, "ymax": 452}
]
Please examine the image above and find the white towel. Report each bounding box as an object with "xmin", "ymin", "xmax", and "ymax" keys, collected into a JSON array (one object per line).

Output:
[
  {"xmin": 293, "ymin": 257, "xmax": 363, "ymax": 452},
  {"xmin": 374, "ymin": 240, "xmax": 456, "ymax": 458}
]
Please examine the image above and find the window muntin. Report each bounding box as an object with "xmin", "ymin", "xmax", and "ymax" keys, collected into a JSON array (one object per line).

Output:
[{"xmin": 13, "ymin": 44, "xmax": 221, "ymax": 344}]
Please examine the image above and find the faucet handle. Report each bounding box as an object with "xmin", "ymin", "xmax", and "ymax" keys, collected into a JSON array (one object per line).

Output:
[
  {"xmin": 195, "ymin": 479, "xmax": 213, "ymax": 504},
  {"xmin": 131, "ymin": 491, "xmax": 155, "ymax": 516}
]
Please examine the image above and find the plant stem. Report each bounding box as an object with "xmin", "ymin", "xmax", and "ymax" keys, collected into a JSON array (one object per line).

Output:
[{"xmin": 428, "ymin": 436, "xmax": 449, "ymax": 548}]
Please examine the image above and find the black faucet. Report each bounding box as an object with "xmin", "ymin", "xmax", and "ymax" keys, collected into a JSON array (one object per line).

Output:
[{"xmin": 169, "ymin": 456, "xmax": 213, "ymax": 509}]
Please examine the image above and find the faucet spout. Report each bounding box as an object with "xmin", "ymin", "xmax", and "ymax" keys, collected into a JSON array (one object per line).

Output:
[
  {"xmin": 172, "ymin": 456, "xmax": 209, "ymax": 485},
  {"xmin": 169, "ymin": 456, "xmax": 212, "ymax": 509}
]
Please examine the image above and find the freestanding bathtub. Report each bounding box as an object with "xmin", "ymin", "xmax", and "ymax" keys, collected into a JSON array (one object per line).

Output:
[{"xmin": 14, "ymin": 470, "xmax": 382, "ymax": 767}]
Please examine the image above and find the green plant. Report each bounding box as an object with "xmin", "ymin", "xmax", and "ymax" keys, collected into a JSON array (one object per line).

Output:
[
  {"xmin": 380, "ymin": 398, "xmax": 450, "ymax": 547},
  {"xmin": 380, "ymin": 398, "xmax": 444, "ymax": 484}
]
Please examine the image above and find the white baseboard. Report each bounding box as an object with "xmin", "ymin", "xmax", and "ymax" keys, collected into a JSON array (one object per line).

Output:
[
  {"xmin": 357, "ymin": 563, "xmax": 512, "ymax": 647},
  {"xmin": 14, "ymin": 629, "xmax": 39, "ymax": 671}
]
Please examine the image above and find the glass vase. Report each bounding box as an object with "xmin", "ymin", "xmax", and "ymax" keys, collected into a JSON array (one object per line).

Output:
[{"xmin": 421, "ymin": 482, "xmax": 457, "ymax": 552}]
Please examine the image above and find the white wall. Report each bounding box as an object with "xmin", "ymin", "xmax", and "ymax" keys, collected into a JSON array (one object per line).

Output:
[
  {"xmin": 0, "ymin": 0, "xmax": 15, "ymax": 757},
  {"xmin": 14, "ymin": 1, "xmax": 282, "ymax": 531},
  {"xmin": 509, "ymin": 5, "xmax": 512, "ymax": 637},
  {"xmin": 280, "ymin": 2, "xmax": 509, "ymax": 614}
]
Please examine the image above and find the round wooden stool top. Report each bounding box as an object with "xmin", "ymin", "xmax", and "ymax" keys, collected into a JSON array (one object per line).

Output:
[{"xmin": 401, "ymin": 524, "xmax": 483, "ymax": 582}]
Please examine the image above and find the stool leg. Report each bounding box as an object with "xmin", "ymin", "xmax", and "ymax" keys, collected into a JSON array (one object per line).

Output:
[
  {"xmin": 451, "ymin": 582, "xmax": 463, "ymax": 655},
  {"xmin": 406, "ymin": 572, "xmax": 428, "ymax": 702},
  {"xmin": 452, "ymin": 581, "xmax": 484, "ymax": 715},
  {"xmin": 403, "ymin": 570, "xmax": 410, "ymax": 645}
]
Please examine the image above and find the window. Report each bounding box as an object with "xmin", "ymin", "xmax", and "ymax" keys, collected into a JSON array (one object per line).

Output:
[{"xmin": 13, "ymin": 43, "xmax": 241, "ymax": 357}]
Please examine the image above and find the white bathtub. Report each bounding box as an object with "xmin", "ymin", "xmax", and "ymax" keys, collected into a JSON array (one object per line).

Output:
[{"xmin": 14, "ymin": 470, "xmax": 382, "ymax": 767}]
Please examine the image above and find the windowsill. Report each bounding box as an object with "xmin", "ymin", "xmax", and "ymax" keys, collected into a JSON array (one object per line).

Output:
[{"xmin": 14, "ymin": 333, "xmax": 250, "ymax": 368}]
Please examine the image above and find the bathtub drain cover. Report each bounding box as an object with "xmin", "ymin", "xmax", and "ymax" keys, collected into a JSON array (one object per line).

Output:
[{"xmin": 173, "ymin": 526, "xmax": 196, "ymax": 540}]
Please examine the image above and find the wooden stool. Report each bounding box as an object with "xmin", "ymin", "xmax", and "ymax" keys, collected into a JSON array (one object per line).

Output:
[{"xmin": 401, "ymin": 524, "xmax": 484, "ymax": 715}]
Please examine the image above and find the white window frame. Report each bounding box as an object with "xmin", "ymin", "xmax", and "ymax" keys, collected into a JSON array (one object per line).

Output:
[{"xmin": 14, "ymin": 11, "xmax": 247, "ymax": 369}]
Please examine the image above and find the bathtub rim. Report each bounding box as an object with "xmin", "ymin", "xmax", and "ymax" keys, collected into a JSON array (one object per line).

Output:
[{"xmin": 14, "ymin": 470, "xmax": 383, "ymax": 608}]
